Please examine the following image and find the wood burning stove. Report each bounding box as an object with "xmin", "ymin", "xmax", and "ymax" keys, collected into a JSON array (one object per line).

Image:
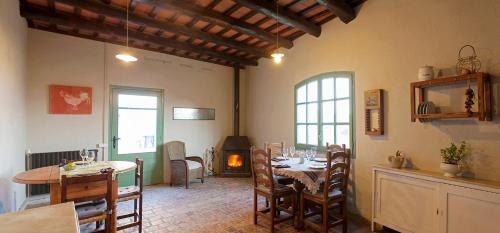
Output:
[
  {"xmin": 220, "ymin": 136, "xmax": 251, "ymax": 177},
  {"xmin": 220, "ymin": 65, "xmax": 251, "ymax": 177}
]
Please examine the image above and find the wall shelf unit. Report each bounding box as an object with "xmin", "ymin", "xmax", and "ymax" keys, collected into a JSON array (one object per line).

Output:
[{"xmin": 410, "ymin": 72, "xmax": 492, "ymax": 122}]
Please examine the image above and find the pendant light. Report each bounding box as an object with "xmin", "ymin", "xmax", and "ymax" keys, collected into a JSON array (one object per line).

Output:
[
  {"xmin": 271, "ymin": 0, "xmax": 284, "ymax": 64},
  {"xmin": 115, "ymin": 1, "xmax": 138, "ymax": 62}
]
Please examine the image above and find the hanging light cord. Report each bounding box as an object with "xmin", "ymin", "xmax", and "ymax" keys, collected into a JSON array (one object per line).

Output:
[
  {"xmin": 275, "ymin": 0, "xmax": 279, "ymax": 49},
  {"xmin": 126, "ymin": 1, "xmax": 129, "ymax": 48}
]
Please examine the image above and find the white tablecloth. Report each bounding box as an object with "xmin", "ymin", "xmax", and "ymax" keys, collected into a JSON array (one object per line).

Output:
[{"xmin": 273, "ymin": 159, "xmax": 327, "ymax": 194}]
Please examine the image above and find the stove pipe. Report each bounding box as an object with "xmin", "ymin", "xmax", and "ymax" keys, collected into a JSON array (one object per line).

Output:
[{"xmin": 233, "ymin": 64, "xmax": 240, "ymax": 136}]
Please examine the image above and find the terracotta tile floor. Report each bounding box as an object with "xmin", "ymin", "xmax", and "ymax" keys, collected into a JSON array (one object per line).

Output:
[{"xmin": 111, "ymin": 177, "xmax": 380, "ymax": 233}]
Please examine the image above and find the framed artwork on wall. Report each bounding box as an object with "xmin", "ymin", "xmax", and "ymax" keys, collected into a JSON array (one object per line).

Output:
[
  {"xmin": 173, "ymin": 107, "xmax": 215, "ymax": 120},
  {"xmin": 49, "ymin": 85, "xmax": 92, "ymax": 114}
]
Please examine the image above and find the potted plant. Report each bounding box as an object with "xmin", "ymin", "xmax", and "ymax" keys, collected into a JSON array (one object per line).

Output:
[{"xmin": 440, "ymin": 141, "xmax": 467, "ymax": 177}]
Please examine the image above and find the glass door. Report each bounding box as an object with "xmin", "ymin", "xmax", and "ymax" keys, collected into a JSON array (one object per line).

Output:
[{"xmin": 109, "ymin": 86, "xmax": 164, "ymax": 186}]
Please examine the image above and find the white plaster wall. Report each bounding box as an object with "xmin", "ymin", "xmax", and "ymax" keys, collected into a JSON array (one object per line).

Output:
[
  {"xmin": 26, "ymin": 30, "xmax": 245, "ymax": 182},
  {"xmin": 0, "ymin": 0, "xmax": 27, "ymax": 212},
  {"xmin": 246, "ymin": 0, "xmax": 500, "ymax": 219}
]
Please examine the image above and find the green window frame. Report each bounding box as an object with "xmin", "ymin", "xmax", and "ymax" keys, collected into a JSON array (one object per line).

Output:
[{"xmin": 294, "ymin": 72, "xmax": 355, "ymax": 157}]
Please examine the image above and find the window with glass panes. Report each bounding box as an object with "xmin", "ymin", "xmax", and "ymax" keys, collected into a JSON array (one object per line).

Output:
[{"xmin": 295, "ymin": 72, "xmax": 354, "ymax": 151}]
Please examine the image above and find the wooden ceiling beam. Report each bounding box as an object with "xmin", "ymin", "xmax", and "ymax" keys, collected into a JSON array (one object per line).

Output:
[
  {"xmin": 284, "ymin": 0, "xmax": 301, "ymax": 9},
  {"xmin": 29, "ymin": 23, "xmax": 233, "ymax": 67},
  {"xmin": 53, "ymin": 0, "xmax": 268, "ymax": 58},
  {"xmin": 133, "ymin": 0, "xmax": 293, "ymax": 49},
  {"xmin": 207, "ymin": 0, "xmax": 222, "ymax": 9},
  {"xmin": 232, "ymin": 0, "xmax": 321, "ymax": 37},
  {"xmin": 315, "ymin": 0, "xmax": 356, "ymax": 23},
  {"xmin": 20, "ymin": 6, "xmax": 258, "ymax": 66},
  {"xmin": 224, "ymin": 4, "xmax": 241, "ymax": 16}
]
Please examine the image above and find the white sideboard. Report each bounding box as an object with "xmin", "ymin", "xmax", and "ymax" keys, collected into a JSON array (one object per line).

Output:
[{"xmin": 372, "ymin": 165, "xmax": 500, "ymax": 233}]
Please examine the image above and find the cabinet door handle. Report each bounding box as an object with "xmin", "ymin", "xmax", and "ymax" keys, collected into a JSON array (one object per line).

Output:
[{"xmin": 436, "ymin": 209, "xmax": 439, "ymax": 215}]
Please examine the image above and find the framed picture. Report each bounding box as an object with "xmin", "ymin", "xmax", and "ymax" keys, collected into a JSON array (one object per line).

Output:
[
  {"xmin": 173, "ymin": 107, "xmax": 215, "ymax": 120},
  {"xmin": 49, "ymin": 85, "xmax": 92, "ymax": 114},
  {"xmin": 365, "ymin": 89, "xmax": 382, "ymax": 109}
]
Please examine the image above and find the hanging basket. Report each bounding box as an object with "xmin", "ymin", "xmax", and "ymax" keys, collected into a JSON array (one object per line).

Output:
[{"xmin": 456, "ymin": 45, "xmax": 481, "ymax": 74}]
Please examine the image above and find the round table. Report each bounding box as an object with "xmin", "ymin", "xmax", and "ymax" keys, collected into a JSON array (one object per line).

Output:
[
  {"xmin": 13, "ymin": 161, "xmax": 136, "ymax": 185},
  {"xmin": 13, "ymin": 161, "xmax": 136, "ymax": 233}
]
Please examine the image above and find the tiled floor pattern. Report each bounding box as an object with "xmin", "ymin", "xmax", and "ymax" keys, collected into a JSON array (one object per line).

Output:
[{"xmin": 109, "ymin": 177, "xmax": 381, "ymax": 233}]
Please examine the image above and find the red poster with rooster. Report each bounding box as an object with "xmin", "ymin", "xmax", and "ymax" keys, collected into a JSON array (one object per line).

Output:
[{"xmin": 49, "ymin": 85, "xmax": 92, "ymax": 114}]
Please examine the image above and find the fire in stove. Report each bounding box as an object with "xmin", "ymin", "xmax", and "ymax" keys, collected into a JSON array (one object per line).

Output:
[
  {"xmin": 221, "ymin": 136, "xmax": 251, "ymax": 177},
  {"xmin": 227, "ymin": 154, "xmax": 243, "ymax": 167}
]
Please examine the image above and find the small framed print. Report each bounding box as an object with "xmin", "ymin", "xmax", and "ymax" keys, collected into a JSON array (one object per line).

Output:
[{"xmin": 365, "ymin": 89, "xmax": 382, "ymax": 110}]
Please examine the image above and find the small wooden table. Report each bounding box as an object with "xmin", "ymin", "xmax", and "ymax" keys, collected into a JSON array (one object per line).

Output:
[
  {"xmin": 0, "ymin": 202, "xmax": 80, "ymax": 233},
  {"xmin": 12, "ymin": 161, "xmax": 136, "ymax": 233}
]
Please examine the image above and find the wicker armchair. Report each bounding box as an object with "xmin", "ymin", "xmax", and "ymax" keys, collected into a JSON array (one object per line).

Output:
[{"xmin": 165, "ymin": 141, "xmax": 204, "ymax": 189}]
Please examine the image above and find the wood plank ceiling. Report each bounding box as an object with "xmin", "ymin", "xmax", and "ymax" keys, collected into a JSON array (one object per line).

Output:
[{"xmin": 19, "ymin": 0, "xmax": 365, "ymax": 67}]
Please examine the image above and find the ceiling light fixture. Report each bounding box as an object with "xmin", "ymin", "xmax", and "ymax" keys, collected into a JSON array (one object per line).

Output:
[
  {"xmin": 271, "ymin": 1, "xmax": 284, "ymax": 64},
  {"xmin": 115, "ymin": 1, "xmax": 137, "ymax": 62}
]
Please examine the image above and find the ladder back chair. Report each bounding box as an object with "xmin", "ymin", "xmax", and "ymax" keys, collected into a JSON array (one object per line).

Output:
[
  {"xmin": 61, "ymin": 168, "xmax": 114, "ymax": 233},
  {"xmin": 117, "ymin": 158, "xmax": 144, "ymax": 232},
  {"xmin": 251, "ymin": 147, "xmax": 296, "ymax": 233},
  {"xmin": 300, "ymin": 149, "xmax": 351, "ymax": 233},
  {"xmin": 264, "ymin": 142, "xmax": 285, "ymax": 158},
  {"xmin": 264, "ymin": 142, "xmax": 294, "ymax": 186}
]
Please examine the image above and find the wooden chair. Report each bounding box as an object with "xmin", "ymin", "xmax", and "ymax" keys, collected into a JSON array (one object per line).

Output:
[
  {"xmin": 61, "ymin": 169, "xmax": 114, "ymax": 233},
  {"xmin": 300, "ymin": 149, "xmax": 351, "ymax": 233},
  {"xmin": 251, "ymin": 147, "xmax": 296, "ymax": 233},
  {"xmin": 264, "ymin": 142, "xmax": 294, "ymax": 186},
  {"xmin": 165, "ymin": 141, "xmax": 204, "ymax": 189},
  {"xmin": 117, "ymin": 158, "xmax": 144, "ymax": 232},
  {"xmin": 264, "ymin": 142, "xmax": 285, "ymax": 158},
  {"xmin": 326, "ymin": 143, "xmax": 347, "ymax": 153}
]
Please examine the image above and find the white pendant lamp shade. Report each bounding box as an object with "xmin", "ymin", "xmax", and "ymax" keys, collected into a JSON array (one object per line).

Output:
[{"xmin": 115, "ymin": 53, "xmax": 138, "ymax": 62}]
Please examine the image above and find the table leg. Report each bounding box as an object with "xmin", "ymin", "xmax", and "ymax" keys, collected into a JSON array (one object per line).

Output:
[
  {"xmin": 293, "ymin": 180, "xmax": 305, "ymax": 229},
  {"xmin": 111, "ymin": 179, "xmax": 118, "ymax": 233},
  {"xmin": 49, "ymin": 183, "xmax": 61, "ymax": 205}
]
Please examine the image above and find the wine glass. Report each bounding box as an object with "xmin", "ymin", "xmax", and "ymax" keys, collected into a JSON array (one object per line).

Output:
[
  {"xmin": 311, "ymin": 147, "xmax": 317, "ymax": 161},
  {"xmin": 305, "ymin": 149, "xmax": 311, "ymax": 161},
  {"xmin": 87, "ymin": 150, "xmax": 96, "ymax": 165},
  {"xmin": 282, "ymin": 148, "xmax": 289, "ymax": 160},
  {"xmin": 80, "ymin": 149, "xmax": 88, "ymax": 167},
  {"xmin": 289, "ymin": 146, "xmax": 296, "ymax": 158}
]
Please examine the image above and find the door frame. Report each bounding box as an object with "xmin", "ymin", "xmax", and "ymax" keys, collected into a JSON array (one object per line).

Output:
[{"xmin": 108, "ymin": 85, "xmax": 165, "ymax": 184}]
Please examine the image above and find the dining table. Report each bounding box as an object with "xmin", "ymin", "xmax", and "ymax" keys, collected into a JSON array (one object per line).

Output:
[
  {"xmin": 272, "ymin": 157, "xmax": 329, "ymax": 228},
  {"xmin": 0, "ymin": 202, "xmax": 80, "ymax": 233},
  {"xmin": 12, "ymin": 160, "xmax": 137, "ymax": 233}
]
